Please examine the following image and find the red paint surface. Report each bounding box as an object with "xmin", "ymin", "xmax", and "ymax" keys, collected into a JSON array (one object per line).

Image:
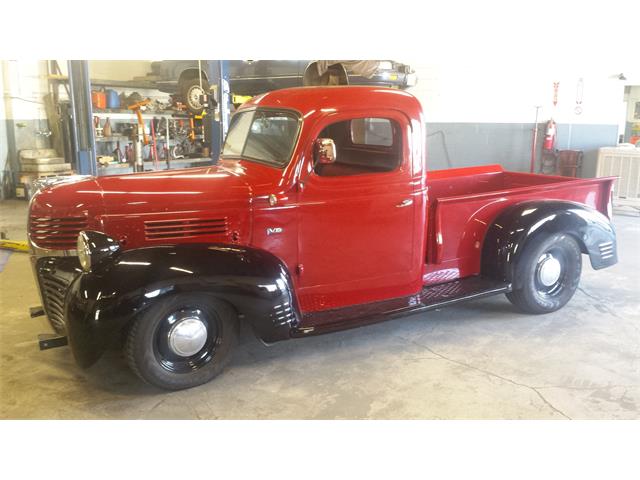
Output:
[{"xmin": 29, "ymin": 86, "xmax": 616, "ymax": 316}]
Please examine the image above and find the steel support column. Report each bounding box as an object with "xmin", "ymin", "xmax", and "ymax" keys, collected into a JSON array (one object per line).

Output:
[
  {"xmin": 67, "ymin": 60, "xmax": 97, "ymax": 175},
  {"xmin": 205, "ymin": 60, "xmax": 231, "ymax": 163}
]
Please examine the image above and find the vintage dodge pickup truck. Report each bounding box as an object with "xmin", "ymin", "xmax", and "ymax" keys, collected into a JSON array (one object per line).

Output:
[{"xmin": 28, "ymin": 86, "xmax": 618, "ymax": 389}]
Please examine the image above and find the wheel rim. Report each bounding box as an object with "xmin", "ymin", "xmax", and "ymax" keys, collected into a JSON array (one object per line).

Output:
[
  {"xmin": 535, "ymin": 249, "xmax": 565, "ymax": 295},
  {"xmin": 154, "ymin": 307, "xmax": 221, "ymax": 373},
  {"xmin": 186, "ymin": 85, "xmax": 204, "ymax": 110}
]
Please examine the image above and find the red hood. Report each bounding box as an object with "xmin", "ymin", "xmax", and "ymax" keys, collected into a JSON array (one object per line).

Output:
[{"xmin": 29, "ymin": 160, "xmax": 284, "ymax": 250}]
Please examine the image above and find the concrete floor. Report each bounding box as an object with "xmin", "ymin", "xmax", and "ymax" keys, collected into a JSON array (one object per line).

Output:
[{"xmin": 1, "ymin": 199, "xmax": 639, "ymax": 419}]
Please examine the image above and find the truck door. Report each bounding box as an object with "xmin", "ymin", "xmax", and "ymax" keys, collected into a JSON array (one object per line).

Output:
[{"xmin": 296, "ymin": 112, "xmax": 420, "ymax": 315}]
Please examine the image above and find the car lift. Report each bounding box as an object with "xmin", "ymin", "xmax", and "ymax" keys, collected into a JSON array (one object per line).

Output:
[{"xmin": 66, "ymin": 60, "xmax": 231, "ymax": 175}]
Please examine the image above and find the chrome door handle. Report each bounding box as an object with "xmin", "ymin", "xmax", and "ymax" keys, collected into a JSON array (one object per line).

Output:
[{"xmin": 396, "ymin": 199, "xmax": 413, "ymax": 208}]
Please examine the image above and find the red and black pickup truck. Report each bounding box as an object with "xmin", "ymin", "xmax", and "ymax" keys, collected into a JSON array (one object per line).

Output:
[{"xmin": 28, "ymin": 86, "xmax": 617, "ymax": 390}]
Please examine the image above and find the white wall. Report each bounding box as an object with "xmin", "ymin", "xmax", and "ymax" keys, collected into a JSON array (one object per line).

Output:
[
  {"xmin": 1, "ymin": 60, "xmax": 51, "ymax": 182},
  {"xmin": 89, "ymin": 60, "xmax": 153, "ymax": 80},
  {"xmin": 405, "ymin": 62, "xmax": 632, "ymax": 125},
  {"xmin": 2, "ymin": 60, "xmax": 49, "ymax": 120},
  {"xmin": 54, "ymin": 60, "xmax": 153, "ymax": 82}
]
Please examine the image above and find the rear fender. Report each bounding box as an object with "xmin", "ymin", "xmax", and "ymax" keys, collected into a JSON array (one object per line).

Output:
[
  {"xmin": 481, "ymin": 201, "xmax": 617, "ymax": 288},
  {"xmin": 65, "ymin": 244, "xmax": 299, "ymax": 367}
]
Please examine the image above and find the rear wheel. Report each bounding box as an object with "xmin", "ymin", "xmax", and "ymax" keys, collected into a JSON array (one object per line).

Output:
[
  {"xmin": 125, "ymin": 293, "xmax": 238, "ymax": 390},
  {"xmin": 506, "ymin": 233, "xmax": 582, "ymax": 314}
]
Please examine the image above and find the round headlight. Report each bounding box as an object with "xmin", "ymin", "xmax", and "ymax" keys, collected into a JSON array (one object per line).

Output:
[
  {"xmin": 77, "ymin": 232, "xmax": 92, "ymax": 272},
  {"xmin": 76, "ymin": 231, "xmax": 121, "ymax": 273}
]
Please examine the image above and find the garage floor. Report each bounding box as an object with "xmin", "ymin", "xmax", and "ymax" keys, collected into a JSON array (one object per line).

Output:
[{"xmin": 1, "ymin": 200, "xmax": 638, "ymax": 419}]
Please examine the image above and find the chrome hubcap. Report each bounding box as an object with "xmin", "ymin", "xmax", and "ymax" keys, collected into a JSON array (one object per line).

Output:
[
  {"xmin": 168, "ymin": 317, "xmax": 208, "ymax": 357},
  {"xmin": 156, "ymin": 306, "xmax": 220, "ymax": 373},
  {"xmin": 538, "ymin": 253, "xmax": 562, "ymax": 286}
]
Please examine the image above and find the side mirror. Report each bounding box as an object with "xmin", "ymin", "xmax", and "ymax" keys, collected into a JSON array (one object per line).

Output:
[{"xmin": 314, "ymin": 138, "xmax": 337, "ymax": 165}]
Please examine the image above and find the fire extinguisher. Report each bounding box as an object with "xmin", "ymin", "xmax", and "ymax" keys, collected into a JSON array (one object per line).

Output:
[{"xmin": 543, "ymin": 119, "xmax": 556, "ymax": 151}]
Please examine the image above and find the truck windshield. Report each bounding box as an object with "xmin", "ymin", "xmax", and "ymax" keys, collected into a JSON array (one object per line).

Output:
[{"xmin": 221, "ymin": 109, "xmax": 300, "ymax": 167}]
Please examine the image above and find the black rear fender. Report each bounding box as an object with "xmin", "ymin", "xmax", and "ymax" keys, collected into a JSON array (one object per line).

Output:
[{"xmin": 481, "ymin": 201, "xmax": 617, "ymax": 288}]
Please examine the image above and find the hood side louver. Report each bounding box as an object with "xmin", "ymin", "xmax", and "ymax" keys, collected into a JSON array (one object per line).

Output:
[
  {"xmin": 144, "ymin": 217, "xmax": 229, "ymax": 241},
  {"xmin": 29, "ymin": 216, "xmax": 89, "ymax": 250}
]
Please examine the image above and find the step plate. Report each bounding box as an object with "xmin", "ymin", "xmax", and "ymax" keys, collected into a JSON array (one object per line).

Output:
[
  {"xmin": 418, "ymin": 276, "xmax": 510, "ymax": 310},
  {"xmin": 296, "ymin": 276, "xmax": 511, "ymax": 337}
]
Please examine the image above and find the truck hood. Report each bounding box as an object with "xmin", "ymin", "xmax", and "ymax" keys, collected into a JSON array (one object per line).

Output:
[{"xmin": 29, "ymin": 160, "xmax": 282, "ymax": 250}]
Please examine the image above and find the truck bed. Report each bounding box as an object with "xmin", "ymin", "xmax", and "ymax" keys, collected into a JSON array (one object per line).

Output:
[{"xmin": 423, "ymin": 164, "xmax": 616, "ymax": 285}]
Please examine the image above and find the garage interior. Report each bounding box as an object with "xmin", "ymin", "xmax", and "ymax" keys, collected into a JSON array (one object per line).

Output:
[{"xmin": 1, "ymin": 59, "xmax": 639, "ymax": 419}]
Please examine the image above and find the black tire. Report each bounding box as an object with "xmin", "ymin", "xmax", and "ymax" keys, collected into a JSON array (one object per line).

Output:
[
  {"xmin": 506, "ymin": 232, "xmax": 582, "ymax": 314},
  {"xmin": 179, "ymin": 75, "xmax": 209, "ymax": 114},
  {"xmin": 125, "ymin": 293, "xmax": 238, "ymax": 390}
]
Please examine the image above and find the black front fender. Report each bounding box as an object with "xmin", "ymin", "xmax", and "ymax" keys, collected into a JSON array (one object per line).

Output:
[
  {"xmin": 65, "ymin": 244, "xmax": 300, "ymax": 368},
  {"xmin": 481, "ymin": 201, "xmax": 617, "ymax": 287}
]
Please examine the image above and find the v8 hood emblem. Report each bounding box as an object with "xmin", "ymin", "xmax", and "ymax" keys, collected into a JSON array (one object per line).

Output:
[{"xmin": 266, "ymin": 227, "xmax": 283, "ymax": 236}]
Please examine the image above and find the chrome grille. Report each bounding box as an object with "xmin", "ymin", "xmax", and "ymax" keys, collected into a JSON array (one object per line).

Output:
[
  {"xmin": 37, "ymin": 260, "xmax": 72, "ymax": 333},
  {"xmin": 30, "ymin": 216, "xmax": 88, "ymax": 250},
  {"xmin": 144, "ymin": 217, "xmax": 229, "ymax": 241}
]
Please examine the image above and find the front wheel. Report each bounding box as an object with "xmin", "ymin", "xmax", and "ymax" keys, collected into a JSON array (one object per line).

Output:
[
  {"xmin": 506, "ymin": 232, "xmax": 582, "ymax": 314},
  {"xmin": 125, "ymin": 294, "xmax": 238, "ymax": 390}
]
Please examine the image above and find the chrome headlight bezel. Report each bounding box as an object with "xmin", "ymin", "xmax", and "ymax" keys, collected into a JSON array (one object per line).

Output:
[
  {"xmin": 77, "ymin": 232, "xmax": 92, "ymax": 272},
  {"xmin": 77, "ymin": 231, "xmax": 121, "ymax": 273}
]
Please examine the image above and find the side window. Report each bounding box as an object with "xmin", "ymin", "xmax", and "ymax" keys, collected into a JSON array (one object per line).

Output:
[
  {"xmin": 350, "ymin": 118, "xmax": 393, "ymax": 146},
  {"xmin": 315, "ymin": 117, "xmax": 401, "ymax": 177}
]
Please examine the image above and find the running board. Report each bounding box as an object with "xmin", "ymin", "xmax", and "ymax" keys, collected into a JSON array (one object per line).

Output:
[{"xmin": 293, "ymin": 276, "xmax": 511, "ymax": 337}]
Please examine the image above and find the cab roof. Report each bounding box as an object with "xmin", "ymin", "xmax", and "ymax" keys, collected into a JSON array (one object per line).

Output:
[{"xmin": 239, "ymin": 86, "xmax": 423, "ymax": 121}]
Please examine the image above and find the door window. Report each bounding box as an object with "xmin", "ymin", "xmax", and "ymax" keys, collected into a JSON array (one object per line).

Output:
[{"xmin": 315, "ymin": 117, "xmax": 401, "ymax": 177}]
